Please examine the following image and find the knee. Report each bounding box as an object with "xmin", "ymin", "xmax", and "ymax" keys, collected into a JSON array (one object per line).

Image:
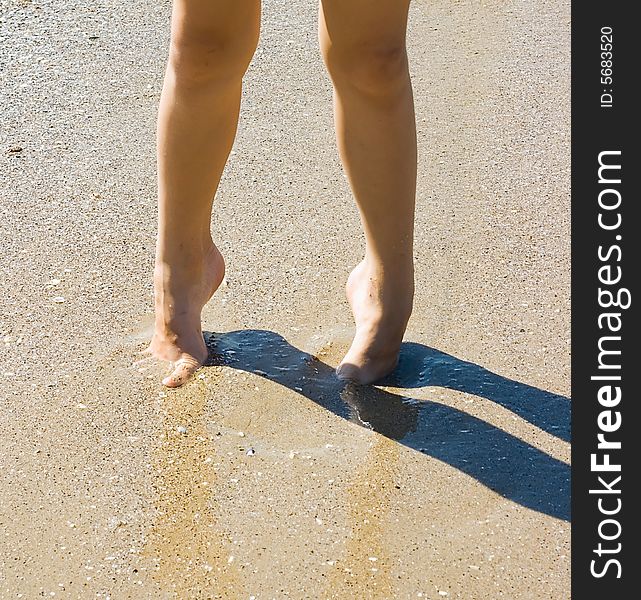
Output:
[
  {"xmin": 320, "ymin": 40, "xmax": 409, "ymax": 96},
  {"xmin": 168, "ymin": 28, "xmax": 259, "ymax": 87}
]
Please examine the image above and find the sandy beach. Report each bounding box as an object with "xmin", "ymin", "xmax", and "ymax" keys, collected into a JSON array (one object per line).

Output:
[{"xmin": 1, "ymin": 0, "xmax": 570, "ymax": 598}]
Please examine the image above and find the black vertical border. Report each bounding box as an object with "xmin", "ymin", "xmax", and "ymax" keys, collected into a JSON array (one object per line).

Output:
[{"xmin": 571, "ymin": 2, "xmax": 639, "ymax": 597}]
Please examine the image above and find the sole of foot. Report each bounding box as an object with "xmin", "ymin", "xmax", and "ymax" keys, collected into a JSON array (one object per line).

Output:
[
  {"xmin": 336, "ymin": 259, "xmax": 413, "ymax": 385},
  {"xmin": 143, "ymin": 243, "xmax": 225, "ymax": 388}
]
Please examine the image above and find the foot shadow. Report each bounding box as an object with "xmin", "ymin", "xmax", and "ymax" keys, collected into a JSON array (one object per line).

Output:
[{"xmin": 203, "ymin": 329, "xmax": 570, "ymax": 522}]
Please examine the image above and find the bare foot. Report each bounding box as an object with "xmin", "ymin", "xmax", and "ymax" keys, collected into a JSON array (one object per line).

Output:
[
  {"xmin": 337, "ymin": 259, "xmax": 414, "ymax": 384},
  {"xmin": 143, "ymin": 242, "xmax": 225, "ymax": 388}
]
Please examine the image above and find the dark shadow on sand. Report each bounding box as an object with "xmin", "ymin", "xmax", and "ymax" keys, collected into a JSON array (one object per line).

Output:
[{"xmin": 203, "ymin": 329, "xmax": 570, "ymax": 522}]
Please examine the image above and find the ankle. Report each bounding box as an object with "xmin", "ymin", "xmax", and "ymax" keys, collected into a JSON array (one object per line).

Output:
[
  {"xmin": 154, "ymin": 239, "xmax": 216, "ymax": 267},
  {"xmin": 362, "ymin": 253, "xmax": 414, "ymax": 282}
]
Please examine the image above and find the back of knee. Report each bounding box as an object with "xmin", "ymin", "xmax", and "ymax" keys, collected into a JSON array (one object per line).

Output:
[
  {"xmin": 321, "ymin": 41, "xmax": 409, "ymax": 96},
  {"xmin": 169, "ymin": 28, "xmax": 259, "ymax": 87}
]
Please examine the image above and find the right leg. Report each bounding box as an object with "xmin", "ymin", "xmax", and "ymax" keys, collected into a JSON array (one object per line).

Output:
[{"xmin": 145, "ymin": 0, "xmax": 260, "ymax": 387}]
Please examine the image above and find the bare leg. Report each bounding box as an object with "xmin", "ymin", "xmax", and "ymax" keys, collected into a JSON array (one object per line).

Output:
[
  {"xmin": 319, "ymin": 0, "xmax": 416, "ymax": 384},
  {"xmin": 144, "ymin": 0, "xmax": 260, "ymax": 387}
]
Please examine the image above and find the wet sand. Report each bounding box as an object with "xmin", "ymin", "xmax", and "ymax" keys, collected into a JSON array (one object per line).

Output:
[{"xmin": 0, "ymin": 0, "xmax": 570, "ymax": 598}]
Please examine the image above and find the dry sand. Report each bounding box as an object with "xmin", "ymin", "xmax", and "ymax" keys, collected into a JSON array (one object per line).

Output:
[{"xmin": 0, "ymin": 0, "xmax": 570, "ymax": 598}]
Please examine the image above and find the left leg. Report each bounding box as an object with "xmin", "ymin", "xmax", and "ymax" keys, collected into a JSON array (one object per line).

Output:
[{"xmin": 319, "ymin": 0, "xmax": 416, "ymax": 383}]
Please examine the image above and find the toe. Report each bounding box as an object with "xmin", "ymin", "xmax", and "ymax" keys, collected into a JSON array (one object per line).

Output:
[
  {"xmin": 336, "ymin": 353, "xmax": 399, "ymax": 385},
  {"xmin": 336, "ymin": 362, "xmax": 362, "ymax": 383},
  {"xmin": 162, "ymin": 357, "xmax": 202, "ymax": 388}
]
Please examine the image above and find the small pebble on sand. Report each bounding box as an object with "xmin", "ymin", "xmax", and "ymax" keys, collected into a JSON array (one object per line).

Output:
[
  {"xmin": 177, "ymin": 426, "xmax": 187, "ymax": 434},
  {"xmin": 52, "ymin": 297, "xmax": 65, "ymax": 303}
]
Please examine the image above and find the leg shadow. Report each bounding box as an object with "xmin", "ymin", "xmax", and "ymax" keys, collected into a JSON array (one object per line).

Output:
[{"xmin": 203, "ymin": 329, "xmax": 570, "ymax": 522}]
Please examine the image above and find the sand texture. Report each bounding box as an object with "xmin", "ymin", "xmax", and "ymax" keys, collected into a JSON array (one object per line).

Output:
[{"xmin": 0, "ymin": 0, "xmax": 570, "ymax": 598}]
